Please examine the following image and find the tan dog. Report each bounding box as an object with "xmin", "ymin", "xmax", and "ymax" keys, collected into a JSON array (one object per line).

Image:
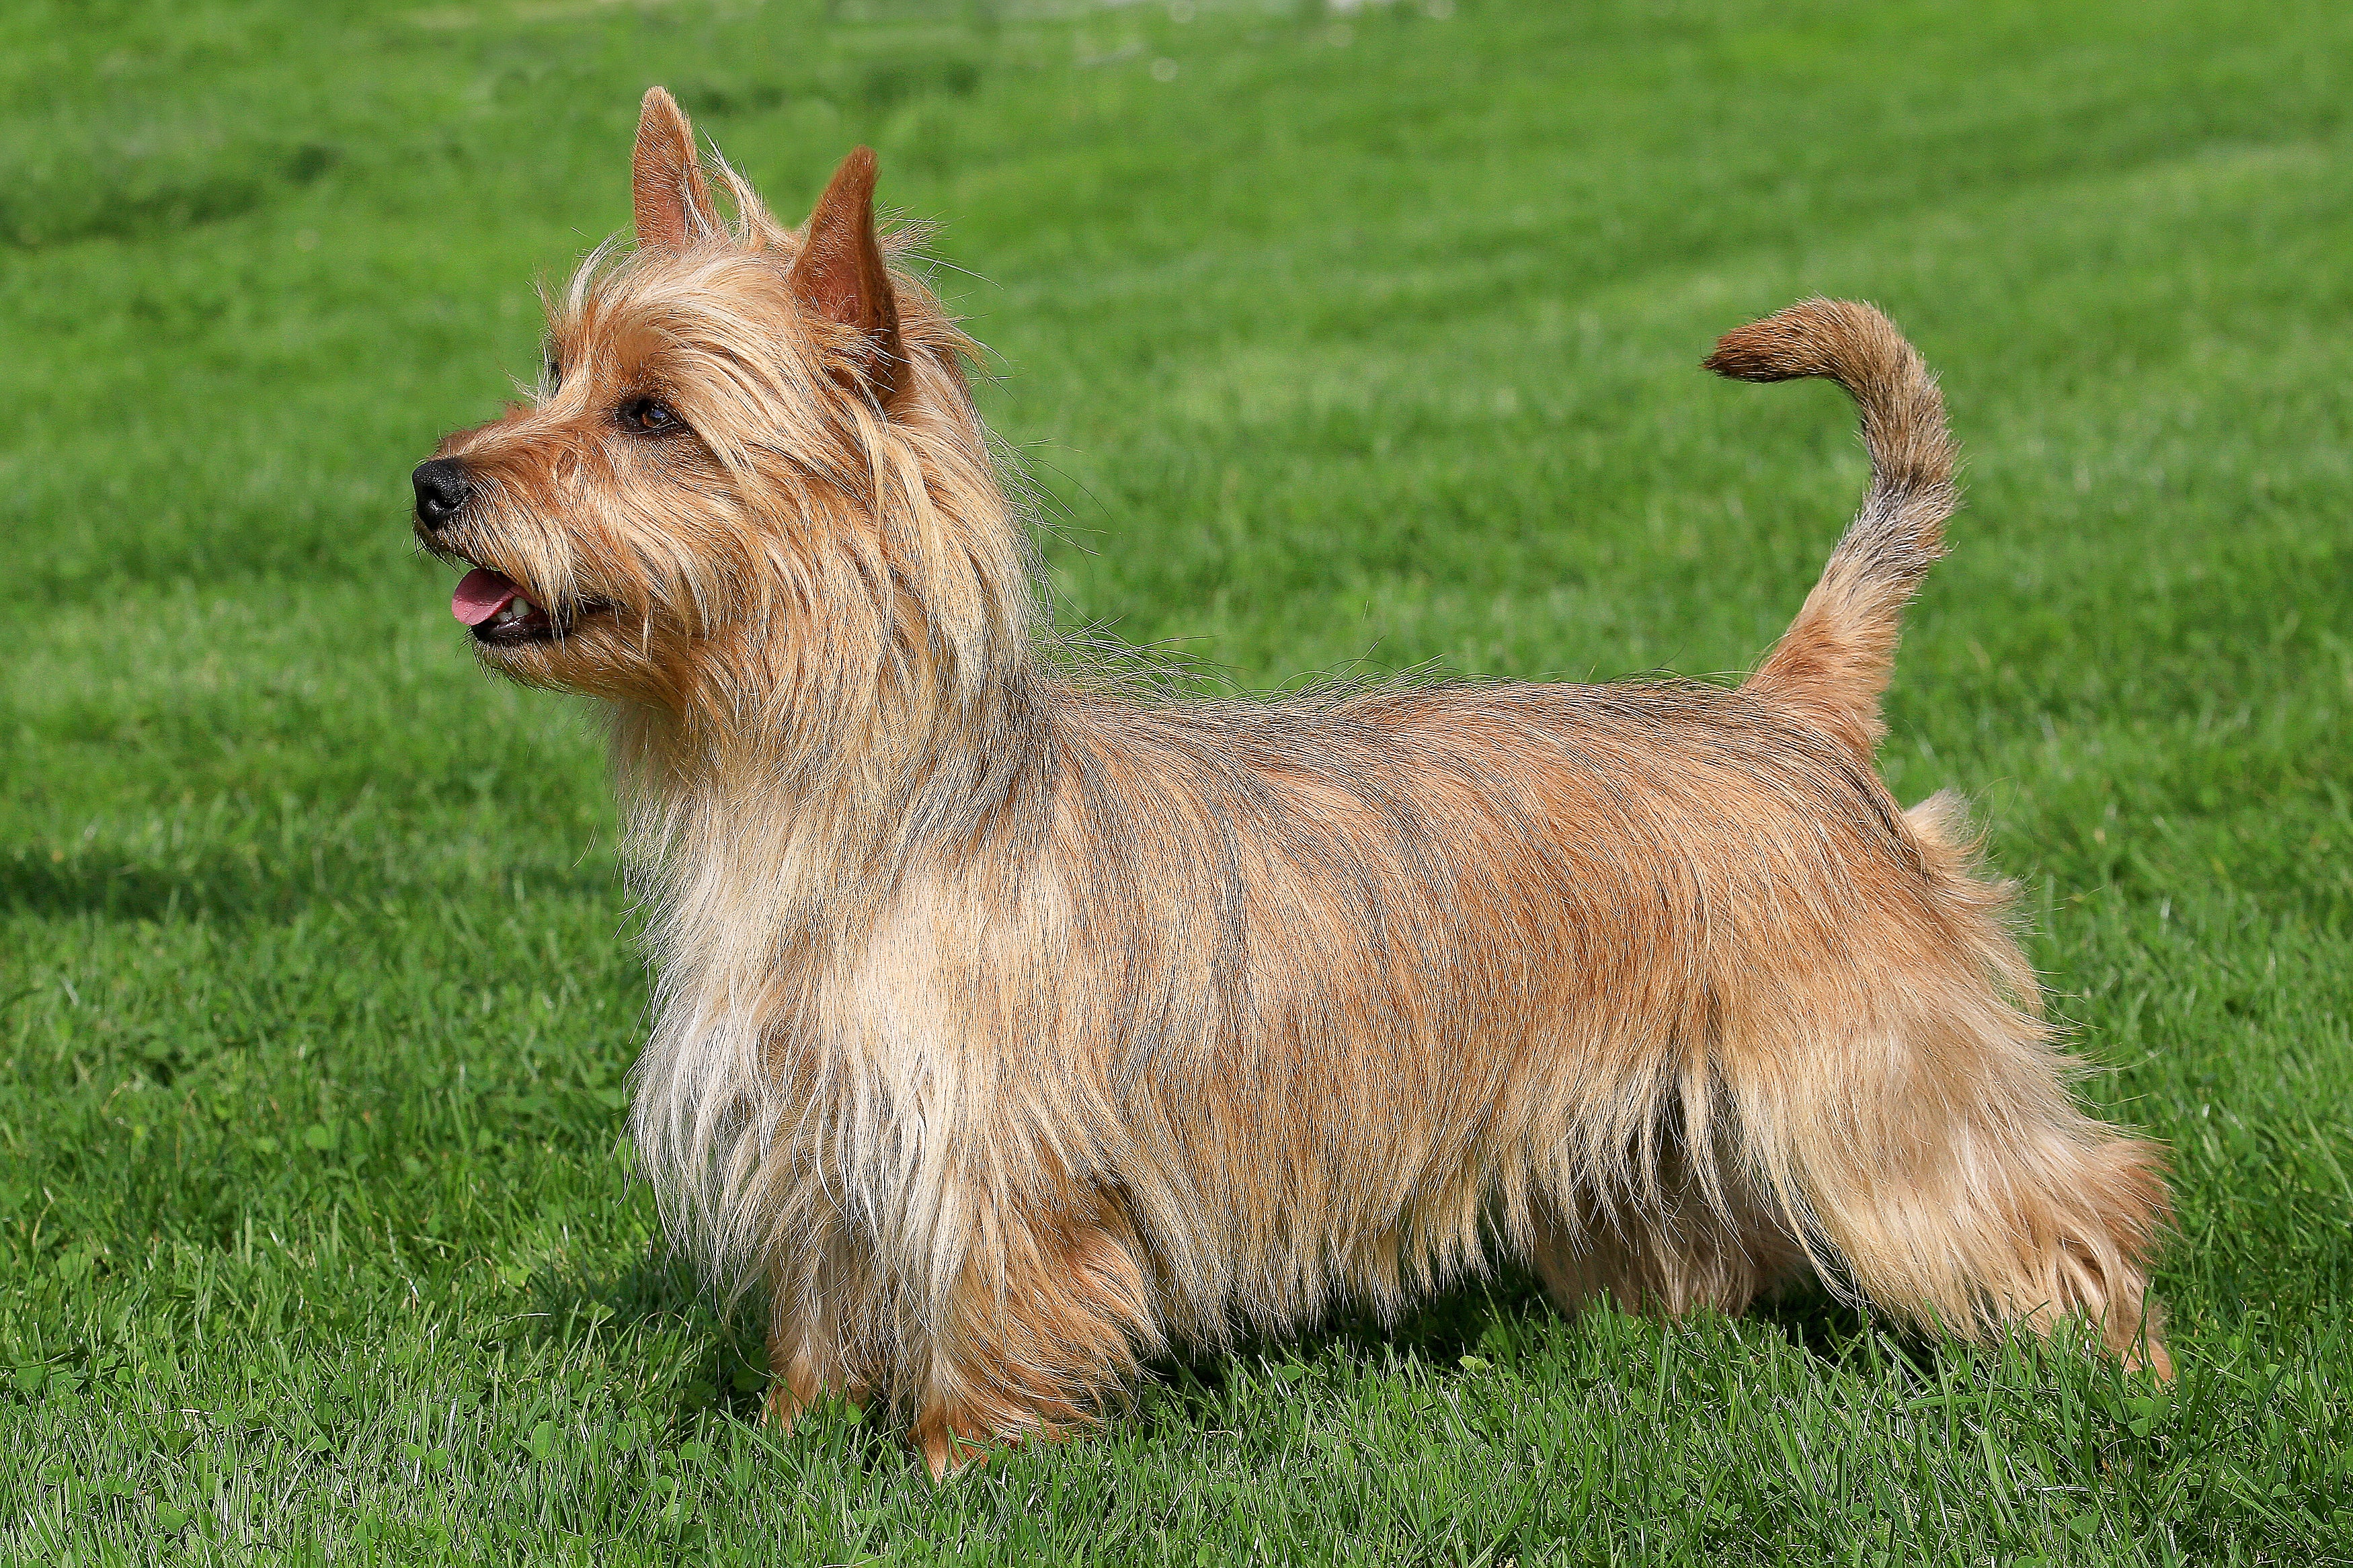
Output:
[{"xmin": 413, "ymin": 89, "xmax": 2169, "ymax": 1473}]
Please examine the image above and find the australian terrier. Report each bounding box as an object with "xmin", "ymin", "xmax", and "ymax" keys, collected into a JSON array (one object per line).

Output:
[{"xmin": 413, "ymin": 88, "xmax": 2169, "ymax": 1473}]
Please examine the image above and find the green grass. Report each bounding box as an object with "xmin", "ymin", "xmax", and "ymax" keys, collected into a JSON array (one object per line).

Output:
[{"xmin": 4, "ymin": 0, "xmax": 2351, "ymax": 1559}]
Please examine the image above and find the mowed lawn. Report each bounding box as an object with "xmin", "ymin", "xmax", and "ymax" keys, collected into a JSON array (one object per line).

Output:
[{"xmin": 4, "ymin": 0, "xmax": 2351, "ymax": 1560}]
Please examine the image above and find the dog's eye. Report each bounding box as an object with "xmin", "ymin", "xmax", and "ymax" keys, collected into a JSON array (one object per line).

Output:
[{"xmin": 618, "ymin": 397, "xmax": 683, "ymax": 436}]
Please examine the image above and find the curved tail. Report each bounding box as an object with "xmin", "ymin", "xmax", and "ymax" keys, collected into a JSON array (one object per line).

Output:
[{"xmin": 1707, "ymin": 298, "xmax": 1958, "ymax": 757}]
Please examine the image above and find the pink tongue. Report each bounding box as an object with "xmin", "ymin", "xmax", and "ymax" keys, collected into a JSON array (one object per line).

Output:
[{"xmin": 452, "ymin": 568, "xmax": 522, "ymax": 626}]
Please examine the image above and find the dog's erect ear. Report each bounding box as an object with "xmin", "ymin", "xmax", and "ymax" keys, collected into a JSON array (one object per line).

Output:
[
  {"xmin": 633, "ymin": 87, "xmax": 722, "ymax": 253},
  {"xmin": 788, "ymin": 147, "xmax": 905, "ymax": 407}
]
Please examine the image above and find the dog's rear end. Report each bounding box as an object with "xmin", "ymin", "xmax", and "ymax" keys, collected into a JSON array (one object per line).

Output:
[{"xmin": 1693, "ymin": 300, "xmax": 2167, "ymax": 1370}]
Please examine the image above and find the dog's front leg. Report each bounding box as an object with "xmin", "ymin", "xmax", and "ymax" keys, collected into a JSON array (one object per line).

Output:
[
  {"xmin": 763, "ymin": 1304, "xmax": 867, "ymax": 1428},
  {"xmin": 904, "ymin": 1199, "xmax": 1164, "ymax": 1477},
  {"xmin": 761, "ymin": 1234, "xmax": 877, "ymax": 1426}
]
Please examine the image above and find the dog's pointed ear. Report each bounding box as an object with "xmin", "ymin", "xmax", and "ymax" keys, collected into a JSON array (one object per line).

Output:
[
  {"xmin": 788, "ymin": 147, "xmax": 905, "ymax": 407},
  {"xmin": 633, "ymin": 87, "xmax": 722, "ymax": 253}
]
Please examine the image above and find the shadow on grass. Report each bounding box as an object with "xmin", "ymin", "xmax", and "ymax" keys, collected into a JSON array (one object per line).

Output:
[
  {"xmin": 543, "ymin": 1241, "xmax": 1958, "ymax": 1461},
  {"xmin": 0, "ymin": 842, "xmax": 610, "ymax": 924},
  {"xmin": 1151, "ymin": 1266, "xmax": 1553, "ymax": 1399},
  {"xmin": 1151, "ymin": 1265, "xmax": 1944, "ymax": 1401},
  {"xmin": 532, "ymin": 1246, "xmax": 783, "ymax": 1428}
]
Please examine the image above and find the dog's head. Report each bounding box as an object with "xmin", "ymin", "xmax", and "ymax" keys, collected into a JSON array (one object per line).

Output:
[{"xmin": 413, "ymin": 89, "xmax": 1029, "ymax": 731}]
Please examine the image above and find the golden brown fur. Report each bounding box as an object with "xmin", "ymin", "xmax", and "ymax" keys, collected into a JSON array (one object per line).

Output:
[{"xmin": 413, "ymin": 89, "xmax": 2170, "ymax": 1475}]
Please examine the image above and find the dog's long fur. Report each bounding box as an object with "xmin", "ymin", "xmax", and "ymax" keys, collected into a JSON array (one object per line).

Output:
[{"xmin": 417, "ymin": 90, "xmax": 2169, "ymax": 1473}]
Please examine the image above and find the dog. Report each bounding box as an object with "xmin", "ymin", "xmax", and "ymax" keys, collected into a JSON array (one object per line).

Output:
[{"xmin": 412, "ymin": 87, "xmax": 2169, "ymax": 1473}]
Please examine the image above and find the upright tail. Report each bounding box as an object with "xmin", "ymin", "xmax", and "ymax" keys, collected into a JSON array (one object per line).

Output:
[{"xmin": 1706, "ymin": 298, "xmax": 1958, "ymax": 757}]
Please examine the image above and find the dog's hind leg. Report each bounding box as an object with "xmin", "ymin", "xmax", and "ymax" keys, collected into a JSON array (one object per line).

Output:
[
  {"xmin": 1789, "ymin": 1094, "xmax": 2169, "ymax": 1373},
  {"xmin": 1714, "ymin": 889, "xmax": 2172, "ymax": 1373},
  {"xmin": 1770, "ymin": 1040, "xmax": 2173, "ymax": 1376}
]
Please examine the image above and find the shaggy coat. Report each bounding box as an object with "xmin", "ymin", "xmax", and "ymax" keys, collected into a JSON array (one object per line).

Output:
[{"xmin": 414, "ymin": 89, "xmax": 2169, "ymax": 1473}]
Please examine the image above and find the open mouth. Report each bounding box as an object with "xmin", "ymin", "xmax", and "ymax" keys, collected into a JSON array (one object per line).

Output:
[{"xmin": 450, "ymin": 566, "xmax": 610, "ymax": 647}]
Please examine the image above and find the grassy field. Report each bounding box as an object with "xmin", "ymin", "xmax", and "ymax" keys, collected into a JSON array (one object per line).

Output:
[{"xmin": 4, "ymin": 0, "xmax": 2352, "ymax": 1560}]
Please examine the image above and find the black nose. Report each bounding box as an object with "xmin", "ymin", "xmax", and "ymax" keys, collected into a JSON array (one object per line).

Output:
[{"xmin": 411, "ymin": 458, "xmax": 472, "ymax": 530}]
